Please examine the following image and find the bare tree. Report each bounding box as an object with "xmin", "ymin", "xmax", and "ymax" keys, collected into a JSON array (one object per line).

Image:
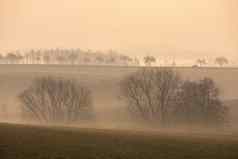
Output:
[
  {"xmin": 121, "ymin": 68, "xmax": 180, "ymax": 126},
  {"xmin": 215, "ymin": 57, "xmax": 229, "ymax": 67},
  {"xmin": 96, "ymin": 56, "xmax": 104, "ymax": 64},
  {"xmin": 16, "ymin": 53, "xmax": 24, "ymax": 64},
  {"xmin": 0, "ymin": 53, "xmax": 4, "ymax": 64},
  {"xmin": 134, "ymin": 57, "xmax": 140, "ymax": 66},
  {"xmin": 121, "ymin": 69, "xmax": 228, "ymax": 127},
  {"xmin": 144, "ymin": 56, "xmax": 156, "ymax": 66},
  {"xmin": 24, "ymin": 52, "xmax": 31, "ymax": 64},
  {"xmin": 35, "ymin": 50, "xmax": 42, "ymax": 64},
  {"xmin": 5, "ymin": 53, "xmax": 19, "ymax": 64},
  {"xmin": 83, "ymin": 57, "xmax": 91, "ymax": 64},
  {"xmin": 173, "ymin": 78, "xmax": 228, "ymax": 126},
  {"xmin": 68, "ymin": 52, "xmax": 79, "ymax": 65},
  {"xmin": 120, "ymin": 55, "xmax": 131, "ymax": 66},
  {"xmin": 56, "ymin": 55, "xmax": 67, "ymax": 64},
  {"xmin": 196, "ymin": 58, "xmax": 207, "ymax": 67},
  {"xmin": 19, "ymin": 77, "xmax": 93, "ymax": 123},
  {"xmin": 43, "ymin": 53, "xmax": 51, "ymax": 64}
]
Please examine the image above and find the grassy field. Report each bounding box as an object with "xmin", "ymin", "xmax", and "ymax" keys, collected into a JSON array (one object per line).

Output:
[{"xmin": 1, "ymin": 123, "xmax": 238, "ymax": 159}]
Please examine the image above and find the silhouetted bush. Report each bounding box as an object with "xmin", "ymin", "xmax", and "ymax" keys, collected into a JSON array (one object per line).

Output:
[
  {"xmin": 19, "ymin": 77, "xmax": 93, "ymax": 123},
  {"xmin": 121, "ymin": 68, "xmax": 228, "ymax": 127},
  {"xmin": 121, "ymin": 68, "xmax": 180, "ymax": 126},
  {"xmin": 174, "ymin": 78, "xmax": 228, "ymax": 126}
]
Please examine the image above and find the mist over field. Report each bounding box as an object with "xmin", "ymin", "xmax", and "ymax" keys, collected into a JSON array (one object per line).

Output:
[
  {"xmin": 1, "ymin": 1, "xmax": 238, "ymax": 158},
  {"xmin": 1, "ymin": 65, "xmax": 238, "ymax": 159},
  {"xmin": 0, "ymin": 65, "xmax": 237, "ymax": 132}
]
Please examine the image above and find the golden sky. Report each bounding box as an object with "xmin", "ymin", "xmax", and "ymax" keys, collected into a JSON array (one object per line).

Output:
[{"xmin": 1, "ymin": 0, "xmax": 237, "ymax": 61}]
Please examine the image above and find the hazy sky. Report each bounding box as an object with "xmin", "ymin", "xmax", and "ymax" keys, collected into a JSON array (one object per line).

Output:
[{"xmin": 1, "ymin": 0, "xmax": 238, "ymax": 62}]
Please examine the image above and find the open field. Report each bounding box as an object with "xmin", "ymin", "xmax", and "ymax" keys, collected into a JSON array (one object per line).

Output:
[
  {"xmin": 0, "ymin": 65, "xmax": 238, "ymax": 123},
  {"xmin": 1, "ymin": 65, "xmax": 238, "ymax": 159},
  {"xmin": 1, "ymin": 123, "xmax": 238, "ymax": 159}
]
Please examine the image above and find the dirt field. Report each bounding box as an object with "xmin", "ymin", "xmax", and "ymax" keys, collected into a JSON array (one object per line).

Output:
[{"xmin": 1, "ymin": 123, "xmax": 238, "ymax": 159}]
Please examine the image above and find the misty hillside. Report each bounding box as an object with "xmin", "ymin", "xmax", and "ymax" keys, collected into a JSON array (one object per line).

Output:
[{"xmin": 0, "ymin": 65, "xmax": 238, "ymax": 124}]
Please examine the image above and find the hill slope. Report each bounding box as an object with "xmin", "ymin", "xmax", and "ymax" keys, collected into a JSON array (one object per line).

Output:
[
  {"xmin": 0, "ymin": 65, "xmax": 238, "ymax": 123},
  {"xmin": 1, "ymin": 123, "xmax": 238, "ymax": 159}
]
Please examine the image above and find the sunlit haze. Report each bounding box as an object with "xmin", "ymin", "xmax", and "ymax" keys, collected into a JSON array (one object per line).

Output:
[{"xmin": 1, "ymin": 0, "xmax": 238, "ymax": 65}]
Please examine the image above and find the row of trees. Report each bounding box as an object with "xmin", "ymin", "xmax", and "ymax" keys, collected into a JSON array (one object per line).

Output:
[
  {"xmin": 196, "ymin": 57, "xmax": 229, "ymax": 67},
  {"xmin": 0, "ymin": 49, "xmax": 139, "ymax": 66},
  {"xmin": 17, "ymin": 69, "xmax": 228, "ymax": 127},
  {"xmin": 0, "ymin": 49, "xmax": 230, "ymax": 67},
  {"xmin": 143, "ymin": 56, "xmax": 230, "ymax": 67}
]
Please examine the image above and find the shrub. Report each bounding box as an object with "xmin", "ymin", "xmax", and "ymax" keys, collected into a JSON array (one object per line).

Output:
[
  {"xmin": 19, "ymin": 76, "xmax": 93, "ymax": 123},
  {"xmin": 121, "ymin": 69, "xmax": 228, "ymax": 127},
  {"xmin": 121, "ymin": 68, "xmax": 180, "ymax": 125},
  {"xmin": 174, "ymin": 78, "xmax": 228, "ymax": 126}
]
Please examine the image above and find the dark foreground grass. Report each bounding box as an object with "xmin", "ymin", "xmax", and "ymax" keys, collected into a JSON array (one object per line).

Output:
[{"xmin": 0, "ymin": 123, "xmax": 238, "ymax": 159}]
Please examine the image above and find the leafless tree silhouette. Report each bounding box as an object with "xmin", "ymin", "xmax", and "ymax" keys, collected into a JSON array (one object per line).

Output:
[
  {"xmin": 5, "ymin": 53, "xmax": 19, "ymax": 64},
  {"xmin": 174, "ymin": 78, "xmax": 228, "ymax": 126},
  {"xmin": 19, "ymin": 77, "xmax": 93, "ymax": 123},
  {"xmin": 215, "ymin": 57, "xmax": 229, "ymax": 67},
  {"xmin": 121, "ymin": 68, "xmax": 180, "ymax": 126},
  {"xmin": 68, "ymin": 52, "xmax": 79, "ymax": 65},
  {"xmin": 121, "ymin": 69, "xmax": 228, "ymax": 127},
  {"xmin": 144, "ymin": 56, "xmax": 156, "ymax": 66},
  {"xmin": 196, "ymin": 58, "xmax": 207, "ymax": 67}
]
